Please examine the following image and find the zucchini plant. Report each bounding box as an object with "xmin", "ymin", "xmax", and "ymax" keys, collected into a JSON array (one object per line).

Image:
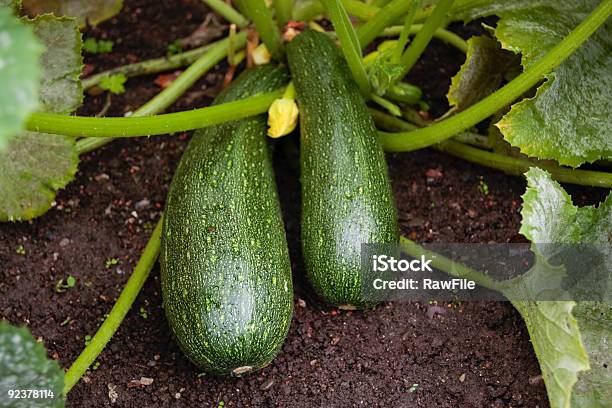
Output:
[{"xmin": 0, "ymin": 0, "xmax": 610, "ymax": 407}]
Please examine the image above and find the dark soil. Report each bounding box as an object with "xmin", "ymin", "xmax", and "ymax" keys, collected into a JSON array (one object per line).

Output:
[{"xmin": 1, "ymin": 1, "xmax": 608, "ymax": 407}]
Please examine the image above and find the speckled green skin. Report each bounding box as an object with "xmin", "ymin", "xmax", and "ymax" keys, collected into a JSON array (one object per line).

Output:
[
  {"xmin": 287, "ymin": 31, "xmax": 399, "ymax": 308},
  {"xmin": 160, "ymin": 66, "xmax": 293, "ymax": 375}
]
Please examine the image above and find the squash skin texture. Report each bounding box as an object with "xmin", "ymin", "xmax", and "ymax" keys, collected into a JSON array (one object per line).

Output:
[
  {"xmin": 160, "ymin": 65, "xmax": 293, "ymax": 375},
  {"xmin": 287, "ymin": 31, "xmax": 399, "ymax": 309}
]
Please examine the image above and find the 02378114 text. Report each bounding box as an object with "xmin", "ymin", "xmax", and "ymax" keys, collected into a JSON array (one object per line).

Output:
[{"xmin": 7, "ymin": 389, "xmax": 55, "ymax": 399}]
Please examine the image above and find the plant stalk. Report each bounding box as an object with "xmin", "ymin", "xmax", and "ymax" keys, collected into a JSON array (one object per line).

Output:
[
  {"xmin": 81, "ymin": 33, "xmax": 246, "ymax": 90},
  {"xmin": 76, "ymin": 34, "xmax": 248, "ymax": 154},
  {"xmin": 379, "ymin": 0, "xmax": 612, "ymax": 152},
  {"xmin": 371, "ymin": 108, "xmax": 612, "ymax": 188},
  {"xmin": 321, "ymin": 0, "xmax": 372, "ymax": 96},
  {"xmin": 381, "ymin": 24, "xmax": 468, "ymax": 53},
  {"xmin": 63, "ymin": 218, "xmax": 163, "ymax": 394},
  {"xmin": 202, "ymin": 0, "xmax": 249, "ymax": 27},
  {"xmin": 392, "ymin": 0, "xmax": 421, "ymax": 63},
  {"xmin": 400, "ymin": 237, "xmax": 499, "ymax": 291},
  {"xmin": 29, "ymin": 89, "xmax": 283, "ymax": 139},
  {"xmin": 399, "ymin": 0, "xmax": 454, "ymax": 77},
  {"xmin": 357, "ymin": 0, "xmax": 418, "ymax": 49},
  {"xmin": 273, "ymin": 0, "xmax": 293, "ymax": 28},
  {"xmin": 237, "ymin": 0, "xmax": 284, "ymax": 59}
]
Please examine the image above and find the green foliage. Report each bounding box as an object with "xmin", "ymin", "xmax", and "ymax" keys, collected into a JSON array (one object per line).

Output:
[
  {"xmin": 456, "ymin": 0, "xmax": 612, "ymax": 167},
  {"xmin": 166, "ymin": 39, "xmax": 183, "ymax": 56},
  {"xmin": 22, "ymin": 0, "xmax": 123, "ymax": 27},
  {"xmin": 0, "ymin": 322, "xmax": 65, "ymax": 407},
  {"xmin": 447, "ymin": 35, "xmax": 519, "ymax": 113},
  {"xmin": 500, "ymin": 168, "xmax": 612, "ymax": 408},
  {"xmin": 0, "ymin": 15, "xmax": 81, "ymax": 221},
  {"xmin": 55, "ymin": 275, "xmax": 76, "ymax": 292},
  {"xmin": 82, "ymin": 37, "xmax": 114, "ymax": 54},
  {"xmin": 99, "ymin": 73, "xmax": 127, "ymax": 94},
  {"xmin": 0, "ymin": 8, "xmax": 42, "ymax": 151}
]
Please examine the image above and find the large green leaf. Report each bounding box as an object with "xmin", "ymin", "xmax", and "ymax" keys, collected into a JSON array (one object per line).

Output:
[
  {"xmin": 446, "ymin": 35, "xmax": 518, "ymax": 113},
  {"xmin": 0, "ymin": 7, "xmax": 42, "ymax": 150},
  {"xmin": 0, "ymin": 14, "xmax": 81, "ymax": 221},
  {"xmin": 22, "ymin": 0, "xmax": 123, "ymax": 27},
  {"xmin": 0, "ymin": 321, "xmax": 64, "ymax": 407},
  {"xmin": 500, "ymin": 167, "xmax": 612, "ymax": 408},
  {"xmin": 0, "ymin": 0, "xmax": 22, "ymax": 13},
  {"xmin": 452, "ymin": 0, "xmax": 612, "ymax": 167}
]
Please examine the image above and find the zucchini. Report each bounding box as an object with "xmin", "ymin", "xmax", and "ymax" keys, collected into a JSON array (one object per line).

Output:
[
  {"xmin": 160, "ymin": 65, "xmax": 292, "ymax": 376},
  {"xmin": 287, "ymin": 30, "xmax": 399, "ymax": 309}
]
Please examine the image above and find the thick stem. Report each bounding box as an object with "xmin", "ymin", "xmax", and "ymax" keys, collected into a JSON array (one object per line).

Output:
[
  {"xmin": 29, "ymin": 89, "xmax": 283, "ymax": 139},
  {"xmin": 400, "ymin": 237, "xmax": 499, "ymax": 291},
  {"xmin": 273, "ymin": 0, "xmax": 293, "ymax": 28},
  {"xmin": 63, "ymin": 218, "xmax": 163, "ymax": 394},
  {"xmin": 371, "ymin": 108, "xmax": 612, "ymax": 188},
  {"xmin": 436, "ymin": 140, "xmax": 612, "ymax": 189},
  {"xmin": 76, "ymin": 34, "xmax": 248, "ymax": 154},
  {"xmin": 357, "ymin": 0, "xmax": 416, "ymax": 48},
  {"xmin": 81, "ymin": 34, "xmax": 247, "ymax": 89},
  {"xmin": 392, "ymin": 0, "xmax": 421, "ymax": 63},
  {"xmin": 399, "ymin": 0, "xmax": 454, "ymax": 76},
  {"xmin": 202, "ymin": 0, "xmax": 249, "ymax": 27},
  {"xmin": 379, "ymin": 0, "xmax": 612, "ymax": 152},
  {"xmin": 321, "ymin": 0, "xmax": 372, "ymax": 96},
  {"xmin": 237, "ymin": 0, "xmax": 284, "ymax": 59},
  {"xmin": 381, "ymin": 24, "xmax": 468, "ymax": 54}
]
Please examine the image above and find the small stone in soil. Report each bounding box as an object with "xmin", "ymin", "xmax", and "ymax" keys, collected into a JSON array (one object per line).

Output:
[{"xmin": 259, "ymin": 379, "xmax": 275, "ymax": 391}]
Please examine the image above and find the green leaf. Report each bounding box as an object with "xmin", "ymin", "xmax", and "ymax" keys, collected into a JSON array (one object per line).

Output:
[
  {"xmin": 500, "ymin": 167, "xmax": 612, "ymax": 408},
  {"xmin": 0, "ymin": 14, "xmax": 81, "ymax": 221},
  {"xmin": 99, "ymin": 73, "xmax": 126, "ymax": 94},
  {"xmin": 0, "ymin": 8, "xmax": 42, "ymax": 151},
  {"xmin": 30, "ymin": 15, "xmax": 83, "ymax": 114},
  {"xmin": 0, "ymin": 321, "xmax": 64, "ymax": 407},
  {"xmin": 0, "ymin": 132, "xmax": 78, "ymax": 221},
  {"xmin": 0, "ymin": 0, "xmax": 22, "ymax": 13},
  {"xmin": 82, "ymin": 37, "xmax": 113, "ymax": 54},
  {"xmin": 447, "ymin": 35, "xmax": 519, "ymax": 113},
  {"xmin": 22, "ymin": 0, "xmax": 123, "ymax": 27},
  {"xmin": 453, "ymin": 0, "xmax": 612, "ymax": 167}
]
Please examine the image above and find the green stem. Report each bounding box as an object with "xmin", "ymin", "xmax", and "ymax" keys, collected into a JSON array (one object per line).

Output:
[
  {"xmin": 63, "ymin": 218, "xmax": 163, "ymax": 394},
  {"xmin": 372, "ymin": 0, "xmax": 391, "ymax": 7},
  {"xmin": 81, "ymin": 34, "xmax": 246, "ymax": 89},
  {"xmin": 237, "ymin": 0, "xmax": 284, "ymax": 59},
  {"xmin": 436, "ymin": 140, "xmax": 612, "ymax": 189},
  {"xmin": 379, "ymin": 0, "xmax": 612, "ymax": 152},
  {"xmin": 357, "ymin": 0, "xmax": 417, "ymax": 48},
  {"xmin": 76, "ymin": 34, "xmax": 248, "ymax": 154},
  {"xmin": 202, "ymin": 0, "xmax": 249, "ymax": 27},
  {"xmin": 400, "ymin": 237, "xmax": 499, "ymax": 291},
  {"xmin": 371, "ymin": 94, "xmax": 401, "ymax": 116},
  {"xmin": 28, "ymin": 89, "xmax": 283, "ymax": 139},
  {"xmin": 382, "ymin": 24, "xmax": 468, "ymax": 54},
  {"xmin": 321, "ymin": 0, "xmax": 372, "ymax": 96},
  {"xmin": 295, "ymin": 0, "xmax": 434, "ymax": 23},
  {"xmin": 273, "ymin": 0, "xmax": 293, "ymax": 28},
  {"xmin": 371, "ymin": 108, "xmax": 612, "ymax": 188},
  {"xmin": 392, "ymin": 0, "xmax": 421, "ymax": 63},
  {"xmin": 399, "ymin": 0, "xmax": 454, "ymax": 77}
]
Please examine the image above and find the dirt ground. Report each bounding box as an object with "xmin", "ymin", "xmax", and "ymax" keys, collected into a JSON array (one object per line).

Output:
[{"xmin": 1, "ymin": 0, "xmax": 608, "ymax": 406}]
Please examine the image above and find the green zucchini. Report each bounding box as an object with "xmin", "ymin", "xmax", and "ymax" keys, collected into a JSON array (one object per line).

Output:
[
  {"xmin": 160, "ymin": 65, "xmax": 292, "ymax": 376},
  {"xmin": 287, "ymin": 30, "xmax": 399, "ymax": 309}
]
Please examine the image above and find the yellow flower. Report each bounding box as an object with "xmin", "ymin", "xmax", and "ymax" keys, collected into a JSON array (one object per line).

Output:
[
  {"xmin": 267, "ymin": 98, "xmax": 299, "ymax": 138},
  {"xmin": 252, "ymin": 43, "xmax": 271, "ymax": 66}
]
